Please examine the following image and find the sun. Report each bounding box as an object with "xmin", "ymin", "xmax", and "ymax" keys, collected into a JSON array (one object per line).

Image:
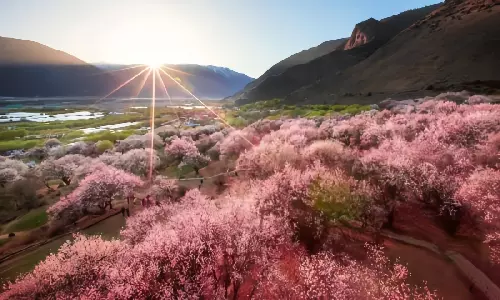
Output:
[
  {"xmin": 147, "ymin": 61, "xmax": 163, "ymax": 69},
  {"xmin": 145, "ymin": 56, "xmax": 163, "ymax": 69}
]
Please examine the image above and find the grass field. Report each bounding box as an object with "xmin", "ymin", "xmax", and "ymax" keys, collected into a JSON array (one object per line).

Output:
[{"xmin": 1, "ymin": 207, "xmax": 48, "ymax": 234}]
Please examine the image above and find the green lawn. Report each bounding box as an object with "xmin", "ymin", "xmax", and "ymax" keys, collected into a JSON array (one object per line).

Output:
[
  {"xmin": 0, "ymin": 139, "xmax": 44, "ymax": 152},
  {"xmin": 2, "ymin": 207, "xmax": 48, "ymax": 234}
]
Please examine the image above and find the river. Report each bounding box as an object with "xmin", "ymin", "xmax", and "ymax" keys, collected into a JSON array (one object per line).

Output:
[{"xmin": 0, "ymin": 214, "xmax": 126, "ymax": 284}]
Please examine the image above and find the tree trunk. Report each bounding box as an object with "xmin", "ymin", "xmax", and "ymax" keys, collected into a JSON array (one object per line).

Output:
[{"xmin": 385, "ymin": 208, "xmax": 395, "ymax": 229}]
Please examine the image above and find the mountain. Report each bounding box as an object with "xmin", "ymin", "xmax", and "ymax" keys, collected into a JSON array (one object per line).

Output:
[
  {"xmin": 287, "ymin": 0, "xmax": 500, "ymax": 104},
  {"xmin": 232, "ymin": 0, "xmax": 500, "ymax": 105},
  {"xmin": 0, "ymin": 37, "xmax": 253, "ymax": 99},
  {"xmin": 231, "ymin": 38, "xmax": 347, "ymax": 102},
  {"xmin": 0, "ymin": 36, "xmax": 116, "ymax": 97},
  {"xmin": 94, "ymin": 64, "xmax": 254, "ymax": 99}
]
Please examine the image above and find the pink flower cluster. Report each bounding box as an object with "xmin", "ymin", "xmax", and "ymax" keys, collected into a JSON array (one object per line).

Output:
[
  {"xmin": 47, "ymin": 165, "xmax": 143, "ymax": 222},
  {"xmin": 4, "ymin": 97, "xmax": 498, "ymax": 298},
  {"xmin": 165, "ymin": 136, "xmax": 199, "ymax": 160},
  {"xmin": 2, "ymin": 187, "xmax": 434, "ymax": 299}
]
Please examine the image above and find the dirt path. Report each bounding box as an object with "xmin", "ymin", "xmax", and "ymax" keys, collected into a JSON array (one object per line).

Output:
[
  {"xmin": 447, "ymin": 251, "xmax": 500, "ymax": 300},
  {"xmin": 382, "ymin": 230, "xmax": 500, "ymax": 300}
]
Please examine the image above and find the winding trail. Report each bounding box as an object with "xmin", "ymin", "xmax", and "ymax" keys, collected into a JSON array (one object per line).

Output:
[
  {"xmin": 446, "ymin": 251, "xmax": 500, "ymax": 300},
  {"xmin": 382, "ymin": 230, "xmax": 500, "ymax": 300}
]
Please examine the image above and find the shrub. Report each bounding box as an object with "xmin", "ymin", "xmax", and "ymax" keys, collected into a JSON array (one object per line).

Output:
[
  {"xmin": 44, "ymin": 138, "xmax": 61, "ymax": 149},
  {"xmin": 309, "ymin": 179, "xmax": 374, "ymax": 227},
  {"xmin": 95, "ymin": 140, "xmax": 114, "ymax": 153}
]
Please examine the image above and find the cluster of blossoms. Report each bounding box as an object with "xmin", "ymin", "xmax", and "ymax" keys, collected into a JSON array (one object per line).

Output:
[
  {"xmin": 98, "ymin": 148, "xmax": 160, "ymax": 177},
  {"xmin": 235, "ymin": 98, "xmax": 500, "ymax": 259},
  {"xmin": 115, "ymin": 134, "xmax": 163, "ymax": 153},
  {"xmin": 165, "ymin": 137, "xmax": 210, "ymax": 173},
  {"xmin": 3, "ymin": 95, "xmax": 498, "ymax": 298},
  {"xmin": 47, "ymin": 165, "xmax": 143, "ymax": 222},
  {"xmin": 0, "ymin": 158, "xmax": 29, "ymax": 187},
  {"xmin": 2, "ymin": 187, "xmax": 435, "ymax": 299},
  {"xmin": 164, "ymin": 136, "xmax": 199, "ymax": 160},
  {"xmin": 37, "ymin": 154, "xmax": 92, "ymax": 185}
]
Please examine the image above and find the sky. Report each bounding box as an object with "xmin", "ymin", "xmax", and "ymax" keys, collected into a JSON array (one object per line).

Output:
[{"xmin": 1, "ymin": 0, "xmax": 439, "ymax": 78}]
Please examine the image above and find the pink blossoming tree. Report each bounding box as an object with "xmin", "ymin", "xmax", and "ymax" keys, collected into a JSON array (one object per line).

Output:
[
  {"xmin": 47, "ymin": 165, "xmax": 142, "ymax": 222},
  {"xmin": 37, "ymin": 154, "xmax": 91, "ymax": 186}
]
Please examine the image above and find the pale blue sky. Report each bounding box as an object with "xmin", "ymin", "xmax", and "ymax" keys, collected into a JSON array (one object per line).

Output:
[{"xmin": 1, "ymin": 0, "xmax": 439, "ymax": 77}]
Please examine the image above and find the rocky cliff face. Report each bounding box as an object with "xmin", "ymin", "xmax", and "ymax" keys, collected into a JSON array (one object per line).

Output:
[
  {"xmin": 343, "ymin": 18, "xmax": 394, "ymax": 50},
  {"xmin": 344, "ymin": 4, "xmax": 442, "ymax": 50}
]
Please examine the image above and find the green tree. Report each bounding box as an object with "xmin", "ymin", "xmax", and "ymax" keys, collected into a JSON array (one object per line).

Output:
[{"xmin": 96, "ymin": 140, "xmax": 114, "ymax": 153}]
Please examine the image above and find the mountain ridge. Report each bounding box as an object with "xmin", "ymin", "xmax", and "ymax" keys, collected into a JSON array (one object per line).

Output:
[
  {"xmin": 0, "ymin": 37, "xmax": 254, "ymax": 99},
  {"xmin": 230, "ymin": 38, "xmax": 347, "ymax": 102},
  {"xmin": 285, "ymin": 0, "xmax": 500, "ymax": 104},
  {"xmin": 230, "ymin": 1, "xmax": 500, "ymax": 105}
]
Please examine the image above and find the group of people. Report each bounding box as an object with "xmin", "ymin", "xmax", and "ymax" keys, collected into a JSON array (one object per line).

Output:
[{"xmin": 121, "ymin": 193, "xmax": 160, "ymax": 217}]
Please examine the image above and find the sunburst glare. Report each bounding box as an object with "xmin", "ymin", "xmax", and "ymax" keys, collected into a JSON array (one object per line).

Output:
[{"xmin": 94, "ymin": 61, "xmax": 255, "ymax": 186}]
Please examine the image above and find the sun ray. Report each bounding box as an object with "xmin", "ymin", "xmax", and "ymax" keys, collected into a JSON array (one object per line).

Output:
[
  {"xmin": 156, "ymin": 68, "xmax": 183, "ymax": 128},
  {"xmin": 159, "ymin": 67, "xmax": 255, "ymax": 146},
  {"xmin": 137, "ymin": 68, "xmax": 153, "ymax": 97},
  {"xmin": 155, "ymin": 68, "xmax": 171, "ymax": 100},
  {"xmin": 123, "ymin": 67, "xmax": 152, "ymax": 113},
  {"xmin": 95, "ymin": 66, "xmax": 149, "ymax": 104},
  {"xmin": 148, "ymin": 68, "xmax": 157, "ymax": 184}
]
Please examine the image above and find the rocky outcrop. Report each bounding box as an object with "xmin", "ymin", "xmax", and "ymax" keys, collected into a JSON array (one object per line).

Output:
[
  {"xmin": 344, "ymin": 18, "xmax": 395, "ymax": 50},
  {"xmin": 344, "ymin": 4, "xmax": 442, "ymax": 50}
]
